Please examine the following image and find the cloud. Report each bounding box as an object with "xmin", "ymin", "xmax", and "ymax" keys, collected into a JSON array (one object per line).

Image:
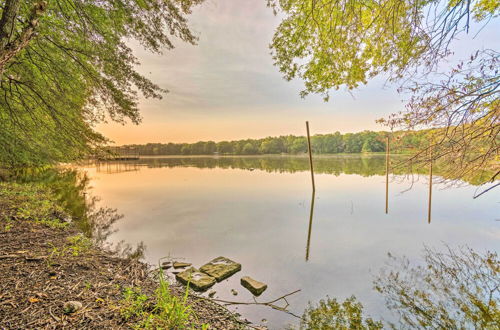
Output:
[{"xmin": 100, "ymin": 0, "xmax": 499, "ymax": 144}]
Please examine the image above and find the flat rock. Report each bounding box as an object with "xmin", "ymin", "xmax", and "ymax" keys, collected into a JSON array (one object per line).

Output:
[
  {"xmin": 200, "ymin": 256, "xmax": 241, "ymax": 282},
  {"xmin": 240, "ymin": 276, "xmax": 267, "ymax": 296},
  {"xmin": 161, "ymin": 264, "xmax": 171, "ymax": 270},
  {"xmin": 173, "ymin": 261, "xmax": 192, "ymax": 269},
  {"xmin": 175, "ymin": 267, "xmax": 216, "ymax": 292}
]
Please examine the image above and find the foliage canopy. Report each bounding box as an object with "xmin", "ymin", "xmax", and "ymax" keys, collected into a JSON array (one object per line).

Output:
[
  {"xmin": 269, "ymin": 0, "xmax": 499, "ymax": 187},
  {"xmin": 269, "ymin": 0, "xmax": 499, "ymax": 97},
  {"xmin": 0, "ymin": 0, "xmax": 202, "ymax": 166}
]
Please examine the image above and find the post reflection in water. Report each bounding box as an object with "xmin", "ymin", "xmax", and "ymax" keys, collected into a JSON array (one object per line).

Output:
[
  {"xmin": 305, "ymin": 190, "xmax": 316, "ymax": 261},
  {"xmin": 95, "ymin": 160, "xmax": 140, "ymax": 174},
  {"xmin": 428, "ymin": 146, "xmax": 433, "ymax": 224}
]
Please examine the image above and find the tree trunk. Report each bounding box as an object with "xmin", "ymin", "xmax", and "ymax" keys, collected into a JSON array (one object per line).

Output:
[
  {"xmin": 0, "ymin": 0, "xmax": 46, "ymax": 73},
  {"xmin": 0, "ymin": 0, "xmax": 21, "ymax": 49}
]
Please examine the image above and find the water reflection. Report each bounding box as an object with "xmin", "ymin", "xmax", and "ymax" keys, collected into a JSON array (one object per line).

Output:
[
  {"xmin": 9, "ymin": 167, "xmax": 141, "ymax": 256},
  {"xmin": 95, "ymin": 161, "xmax": 139, "ymax": 174},
  {"xmin": 74, "ymin": 156, "xmax": 499, "ymax": 328},
  {"xmin": 84, "ymin": 155, "xmax": 493, "ymax": 186},
  {"xmin": 84, "ymin": 155, "xmax": 393, "ymax": 177},
  {"xmin": 305, "ymin": 191, "xmax": 315, "ymax": 261}
]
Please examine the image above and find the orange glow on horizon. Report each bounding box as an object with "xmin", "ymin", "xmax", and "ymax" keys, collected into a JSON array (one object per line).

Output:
[{"xmin": 97, "ymin": 112, "xmax": 384, "ymax": 145}]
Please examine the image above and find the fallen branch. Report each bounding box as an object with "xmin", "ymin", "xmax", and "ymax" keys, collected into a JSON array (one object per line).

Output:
[{"xmin": 203, "ymin": 289, "xmax": 303, "ymax": 319}]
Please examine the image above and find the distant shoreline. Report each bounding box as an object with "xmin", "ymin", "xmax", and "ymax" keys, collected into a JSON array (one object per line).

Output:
[{"xmin": 106, "ymin": 152, "xmax": 409, "ymax": 159}]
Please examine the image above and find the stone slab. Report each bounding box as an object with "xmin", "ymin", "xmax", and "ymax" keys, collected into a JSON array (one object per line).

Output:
[
  {"xmin": 173, "ymin": 262, "xmax": 192, "ymax": 269},
  {"xmin": 240, "ymin": 276, "xmax": 267, "ymax": 296},
  {"xmin": 200, "ymin": 256, "xmax": 241, "ymax": 282},
  {"xmin": 175, "ymin": 267, "xmax": 216, "ymax": 292}
]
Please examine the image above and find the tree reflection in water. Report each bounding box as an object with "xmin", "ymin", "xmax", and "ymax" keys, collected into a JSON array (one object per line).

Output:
[
  {"xmin": 88, "ymin": 155, "xmax": 493, "ymax": 187},
  {"xmin": 298, "ymin": 246, "xmax": 499, "ymax": 329},
  {"xmin": 11, "ymin": 167, "xmax": 144, "ymax": 258}
]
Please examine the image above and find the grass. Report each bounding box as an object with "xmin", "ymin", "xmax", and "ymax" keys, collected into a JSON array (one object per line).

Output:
[
  {"xmin": 47, "ymin": 234, "xmax": 93, "ymax": 265},
  {"xmin": 0, "ymin": 182, "xmax": 68, "ymax": 230},
  {"xmin": 120, "ymin": 269, "xmax": 209, "ymax": 329},
  {"xmin": 66, "ymin": 233, "xmax": 92, "ymax": 256}
]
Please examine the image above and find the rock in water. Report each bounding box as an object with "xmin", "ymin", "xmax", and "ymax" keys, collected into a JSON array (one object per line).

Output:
[
  {"xmin": 63, "ymin": 301, "xmax": 83, "ymax": 314},
  {"xmin": 173, "ymin": 261, "xmax": 192, "ymax": 269},
  {"xmin": 200, "ymin": 256, "xmax": 241, "ymax": 282},
  {"xmin": 240, "ymin": 276, "xmax": 267, "ymax": 296},
  {"xmin": 175, "ymin": 267, "xmax": 216, "ymax": 292}
]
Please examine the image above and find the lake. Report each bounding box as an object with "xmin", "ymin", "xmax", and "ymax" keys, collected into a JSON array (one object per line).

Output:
[{"xmin": 77, "ymin": 155, "xmax": 499, "ymax": 329}]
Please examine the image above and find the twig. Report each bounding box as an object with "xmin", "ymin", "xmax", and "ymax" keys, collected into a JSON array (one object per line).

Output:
[
  {"xmin": 207, "ymin": 289, "xmax": 303, "ymax": 319},
  {"xmin": 211, "ymin": 289, "xmax": 300, "ymax": 306},
  {"xmin": 48, "ymin": 306, "xmax": 60, "ymax": 322},
  {"xmin": 473, "ymin": 182, "xmax": 500, "ymax": 199},
  {"xmin": 0, "ymin": 254, "xmax": 20, "ymax": 259}
]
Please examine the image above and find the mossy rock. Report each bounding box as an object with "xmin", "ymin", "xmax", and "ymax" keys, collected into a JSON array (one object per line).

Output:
[
  {"xmin": 241, "ymin": 276, "xmax": 267, "ymax": 296},
  {"xmin": 175, "ymin": 267, "xmax": 216, "ymax": 292},
  {"xmin": 200, "ymin": 256, "xmax": 241, "ymax": 282}
]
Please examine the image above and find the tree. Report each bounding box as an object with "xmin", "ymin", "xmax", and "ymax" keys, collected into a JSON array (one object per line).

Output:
[
  {"xmin": 242, "ymin": 142, "xmax": 257, "ymax": 154},
  {"xmin": 343, "ymin": 133, "xmax": 363, "ymax": 153},
  {"xmin": 204, "ymin": 141, "xmax": 217, "ymax": 154},
  {"xmin": 290, "ymin": 137, "xmax": 308, "ymax": 153},
  {"xmin": 181, "ymin": 144, "xmax": 191, "ymax": 155},
  {"xmin": 217, "ymin": 141, "xmax": 233, "ymax": 154},
  {"xmin": 381, "ymin": 52, "xmax": 499, "ymax": 186},
  {"xmin": 361, "ymin": 132, "xmax": 385, "ymax": 153},
  {"xmin": 0, "ymin": 0, "xmax": 203, "ymax": 166},
  {"xmin": 259, "ymin": 137, "xmax": 284, "ymax": 154},
  {"xmin": 269, "ymin": 0, "xmax": 499, "ymax": 188}
]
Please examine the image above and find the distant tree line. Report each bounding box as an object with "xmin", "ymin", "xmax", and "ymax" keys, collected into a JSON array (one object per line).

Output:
[{"xmin": 114, "ymin": 130, "xmax": 430, "ymax": 156}]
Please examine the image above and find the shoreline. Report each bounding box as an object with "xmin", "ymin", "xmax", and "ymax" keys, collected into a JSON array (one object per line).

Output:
[
  {"xmin": 91, "ymin": 152, "xmax": 410, "ymax": 160},
  {"xmin": 0, "ymin": 182, "xmax": 248, "ymax": 329}
]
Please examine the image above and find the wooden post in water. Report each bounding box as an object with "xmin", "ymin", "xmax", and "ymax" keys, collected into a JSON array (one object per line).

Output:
[
  {"xmin": 306, "ymin": 121, "xmax": 315, "ymax": 192},
  {"xmin": 428, "ymin": 145, "xmax": 433, "ymax": 224},
  {"xmin": 385, "ymin": 136, "xmax": 390, "ymax": 214}
]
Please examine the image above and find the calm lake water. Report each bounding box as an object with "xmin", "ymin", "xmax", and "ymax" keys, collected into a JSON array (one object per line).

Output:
[{"xmin": 77, "ymin": 155, "xmax": 499, "ymax": 329}]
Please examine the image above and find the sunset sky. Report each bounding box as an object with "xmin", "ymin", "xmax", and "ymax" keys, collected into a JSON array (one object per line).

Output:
[{"xmin": 97, "ymin": 0, "xmax": 499, "ymax": 145}]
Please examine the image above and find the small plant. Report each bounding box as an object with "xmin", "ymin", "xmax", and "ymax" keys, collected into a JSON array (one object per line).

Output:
[
  {"xmin": 120, "ymin": 287, "xmax": 150, "ymax": 321},
  {"xmin": 2, "ymin": 216, "xmax": 13, "ymax": 231},
  {"xmin": 67, "ymin": 234, "xmax": 92, "ymax": 256},
  {"xmin": 46, "ymin": 234, "xmax": 92, "ymax": 265},
  {"xmin": 119, "ymin": 269, "xmax": 209, "ymax": 329}
]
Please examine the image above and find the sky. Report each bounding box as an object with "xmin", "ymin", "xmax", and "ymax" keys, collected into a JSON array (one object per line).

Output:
[{"xmin": 97, "ymin": 0, "xmax": 499, "ymax": 145}]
